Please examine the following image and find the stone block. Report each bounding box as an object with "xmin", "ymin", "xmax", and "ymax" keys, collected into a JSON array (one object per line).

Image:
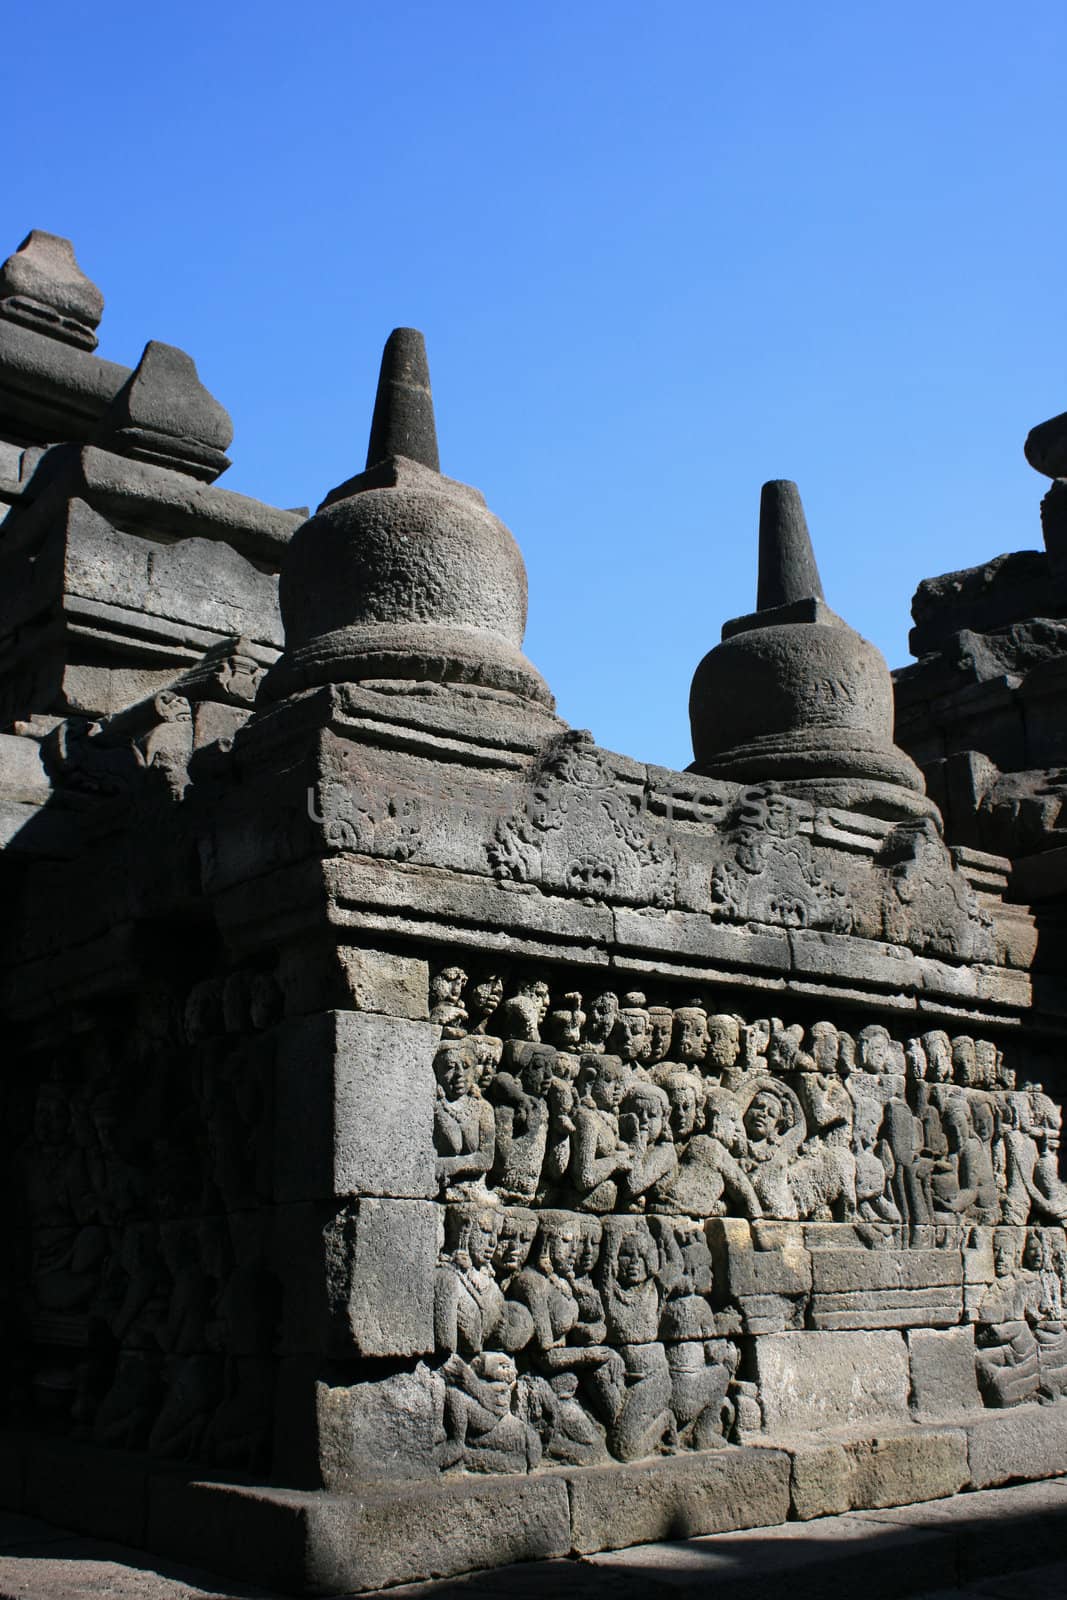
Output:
[
  {"xmin": 275, "ymin": 1198, "xmax": 439, "ymax": 1358},
  {"xmin": 274, "ymin": 1009, "xmax": 437, "ymax": 1202},
  {"xmin": 908, "ymin": 1326, "xmax": 982, "ymax": 1416},
  {"xmin": 277, "ymin": 939, "xmax": 429, "ymax": 1020},
  {"xmin": 965, "ymin": 1399, "xmax": 1067, "ymax": 1487},
  {"xmin": 707, "ymin": 1218, "xmax": 811, "ymax": 1335},
  {"xmin": 789, "ymin": 1440, "xmax": 853, "ymax": 1519},
  {"xmin": 843, "ymin": 1429, "xmax": 969, "ymax": 1509},
  {"xmin": 810, "ymin": 1246, "xmax": 964, "ymax": 1329},
  {"xmin": 315, "ymin": 1364, "xmax": 441, "ymax": 1488},
  {"xmin": 566, "ymin": 1446, "xmax": 792, "ymax": 1554},
  {"xmin": 755, "ymin": 1330, "xmax": 910, "ymax": 1432},
  {"xmin": 148, "ymin": 1473, "xmax": 572, "ymax": 1594}
]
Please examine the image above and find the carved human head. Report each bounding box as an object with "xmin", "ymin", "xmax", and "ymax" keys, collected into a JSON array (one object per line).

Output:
[
  {"xmin": 469, "ymin": 1034, "xmax": 503, "ymax": 1091},
  {"xmin": 544, "ymin": 991, "xmax": 584, "ymax": 1049},
  {"xmin": 510, "ymin": 1041, "xmax": 557, "ymax": 1098},
  {"xmin": 612, "ymin": 1224, "xmax": 658, "ymax": 1289},
  {"xmin": 579, "ymin": 1053, "xmax": 627, "ymax": 1111},
  {"xmin": 645, "ymin": 1005, "xmax": 675, "ymax": 1066},
  {"xmin": 432, "ymin": 965, "xmax": 467, "ymax": 1004},
  {"xmin": 434, "ymin": 1040, "xmax": 476, "ymax": 1100},
  {"xmin": 857, "ymin": 1025, "xmax": 891, "ymax": 1074},
  {"xmin": 493, "ymin": 1208, "xmax": 538, "ymax": 1274},
  {"xmin": 992, "ymin": 1228, "xmax": 1019, "ymax": 1278},
  {"xmin": 536, "ymin": 1210, "xmax": 581, "ymax": 1275},
  {"xmin": 704, "ymin": 1087, "xmax": 746, "ymax": 1154},
  {"xmin": 941, "ymin": 1096, "xmax": 971, "ymax": 1150},
  {"xmin": 576, "ymin": 1215, "xmax": 603, "ymax": 1274},
  {"xmin": 922, "ymin": 1030, "xmax": 953, "ymax": 1083},
  {"xmin": 974, "ymin": 1039, "xmax": 999, "ymax": 1088},
  {"xmin": 904, "ymin": 1037, "xmax": 928, "ymax": 1082},
  {"xmin": 656, "ymin": 1068, "xmax": 702, "ymax": 1141},
  {"xmin": 584, "ymin": 991, "xmax": 619, "ymax": 1048},
  {"xmin": 742, "ymin": 1017, "xmax": 771, "ymax": 1063},
  {"xmin": 671, "ymin": 1001, "xmax": 708, "ymax": 1065},
  {"xmin": 810, "ymin": 1022, "xmax": 840, "ymax": 1073},
  {"xmin": 706, "ymin": 1012, "xmax": 742, "ymax": 1070},
  {"xmin": 620, "ymin": 1081, "xmax": 669, "ymax": 1143},
  {"xmin": 951, "ymin": 1035, "xmax": 978, "ymax": 1087},
  {"xmin": 610, "ymin": 993, "xmax": 650, "ymax": 1063},
  {"xmin": 767, "ymin": 1027, "xmax": 804, "ymax": 1075},
  {"xmin": 1022, "ymin": 1230, "xmax": 1043, "ymax": 1272},
  {"xmin": 744, "ymin": 1086, "xmax": 790, "ymax": 1144},
  {"xmin": 446, "ymin": 1201, "xmax": 500, "ymax": 1268},
  {"xmin": 518, "ymin": 978, "xmax": 551, "ymax": 1021},
  {"xmin": 467, "ymin": 970, "xmax": 505, "ymax": 1028}
]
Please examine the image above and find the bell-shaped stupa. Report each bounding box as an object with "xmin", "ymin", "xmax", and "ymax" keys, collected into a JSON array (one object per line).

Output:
[
  {"xmin": 689, "ymin": 481, "xmax": 932, "ymax": 819},
  {"xmin": 264, "ymin": 329, "xmax": 554, "ymax": 710}
]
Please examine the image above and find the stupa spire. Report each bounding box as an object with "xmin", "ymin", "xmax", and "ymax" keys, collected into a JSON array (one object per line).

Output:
[
  {"xmin": 757, "ymin": 479, "xmax": 825, "ymax": 610},
  {"xmin": 365, "ymin": 326, "xmax": 440, "ymax": 472}
]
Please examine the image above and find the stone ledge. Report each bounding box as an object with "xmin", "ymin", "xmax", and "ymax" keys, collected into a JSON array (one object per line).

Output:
[{"xmin": 2, "ymin": 1407, "xmax": 1066, "ymax": 1594}]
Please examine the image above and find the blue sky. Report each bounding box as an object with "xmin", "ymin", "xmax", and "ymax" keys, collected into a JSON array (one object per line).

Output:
[{"xmin": 9, "ymin": 2, "xmax": 1065, "ymax": 770}]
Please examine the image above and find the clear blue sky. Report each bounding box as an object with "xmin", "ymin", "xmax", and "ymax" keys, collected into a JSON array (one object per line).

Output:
[{"xmin": 9, "ymin": 2, "xmax": 1065, "ymax": 770}]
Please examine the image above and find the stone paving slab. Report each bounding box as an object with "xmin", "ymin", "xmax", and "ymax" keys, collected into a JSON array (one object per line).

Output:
[{"xmin": 1, "ymin": 1480, "xmax": 1066, "ymax": 1600}]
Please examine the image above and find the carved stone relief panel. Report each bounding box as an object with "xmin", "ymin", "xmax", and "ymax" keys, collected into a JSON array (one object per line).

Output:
[{"xmin": 427, "ymin": 956, "xmax": 1067, "ymax": 1467}]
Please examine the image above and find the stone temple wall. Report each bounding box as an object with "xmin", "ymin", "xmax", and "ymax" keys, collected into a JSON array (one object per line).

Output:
[{"xmin": 2, "ymin": 231, "xmax": 1067, "ymax": 1594}]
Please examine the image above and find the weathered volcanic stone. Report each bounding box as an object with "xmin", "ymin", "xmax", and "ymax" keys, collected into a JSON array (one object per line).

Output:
[
  {"xmin": 274, "ymin": 1010, "xmax": 438, "ymax": 1202},
  {"xmin": 566, "ymin": 1447, "xmax": 792, "ymax": 1554},
  {"xmin": 908, "ymin": 1326, "xmax": 982, "ymax": 1417},
  {"xmin": 755, "ymin": 1330, "xmax": 911, "ymax": 1432}
]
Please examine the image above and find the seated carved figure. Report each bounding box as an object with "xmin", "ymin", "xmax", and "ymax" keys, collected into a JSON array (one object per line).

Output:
[
  {"xmin": 617, "ymin": 1081, "xmax": 678, "ymax": 1207},
  {"xmin": 438, "ymin": 1351, "xmax": 542, "ymax": 1474},
  {"xmin": 489, "ymin": 1041, "xmax": 555, "ymax": 1201},
  {"xmin": 737, "ymin": 1079, "xmax": 806, "ymax": 1218},
  {"xmin": 508, "ymin": 1211, "xmax": 623, "ymax": 1400},
  {"xmin": 650, "ymin": 1078, "xmax": 762, "ymax": 1219},
  {"xmin": 975, "ymin": 1228, "xmax": 1044, "ymax": 1407},
  {"xmin": 569, "ymin": 1055, "xmax": 632, "ymax": 1212},
  {"xmin": 595, "ymin": 1218, "xmax": 675, "ymax": 1461},
  {"xmin": 434, "ymin": 1203, "xmax": 532, "ymax": 1357},
  {"xmin": 656, "ymin": 1222, "xmax": 740, "ymax": 1446},
  {"xmin": 433, "ymin": 1041, "xmax": 495, "ymax": 1199},
  {"xmin": 932, "ymin": 1097, "xmax": 998, "ymax": 1224}
]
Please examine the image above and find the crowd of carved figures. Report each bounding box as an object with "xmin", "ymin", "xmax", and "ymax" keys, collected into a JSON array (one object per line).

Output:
[
  {"xmin": 7, "ymin": 956, "xmax": 1067, "ymax": 1482},
  {"xmin": 430, "ymin": 961, "xmax": 1067, "ymax": 1471},
  {"xmin": 5, "ymin": 974, "xmax": 279, "ymax": 1469},
  {"xmin": 430, "ymin": 964, "xmax": 1067, "ymax": 1232}
]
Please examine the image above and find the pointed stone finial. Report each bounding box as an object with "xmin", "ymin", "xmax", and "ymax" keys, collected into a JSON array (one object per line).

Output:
[
  {"xmin": 365, "ymin": 327, "xmax": 440, "ymax": 472},
  {"xmin": 265, "ymin": 328, "xmax": 555, "ymax": 716},
  {"xmin": 0, "ymin": 230, "xmax": 104, "ymax": 350},
  {"xmin": 688, "ymin": 475, "xmax": 930, "ymax": 818},
  {"xmin": 757, "ymin": 480, "xmax": 825, "ymax": 610},
  {"xmin": 99, "ymin": 341, "xmax": 233, "ymax": 482}
]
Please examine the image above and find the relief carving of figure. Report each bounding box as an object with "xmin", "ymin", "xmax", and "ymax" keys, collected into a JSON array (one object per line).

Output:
[
  {"xmin": 433, "ymin": 1042, "xmax": 495, "ymax": 1199},
  {"xmin": 570, "ymin": 1056, "xmax": 632, "ymax": 1213}
]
